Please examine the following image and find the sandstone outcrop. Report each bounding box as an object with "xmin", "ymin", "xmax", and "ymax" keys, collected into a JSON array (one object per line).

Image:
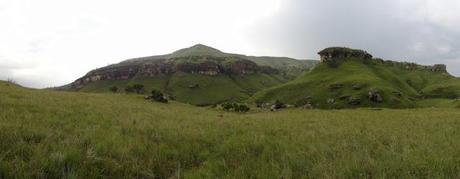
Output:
[{"xmin": 71, "ymin": 57, "xmax": 279, "ymax": 89}]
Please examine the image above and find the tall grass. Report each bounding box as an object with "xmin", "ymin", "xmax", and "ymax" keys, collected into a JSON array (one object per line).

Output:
[{"xmin": 1, "ymin": 81, "xmax": 460, "ymax": 178}]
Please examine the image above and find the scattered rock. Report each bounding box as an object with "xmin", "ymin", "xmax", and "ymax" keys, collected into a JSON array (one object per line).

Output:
[
  {"xmin": 348, "ymin": 97, "xmax": 361, "ymax": 105},
  {"xmin": 295, "ymin": 96, "xmax": 313, "ymax": 107},
  {"xmin": 303, "ymin": 103, "xmax": 314, "ymax": 109},
  {"xmin": 329, "ymin": 83, "xmax": 344, "ymax": 90},
  {"xmin": 327, "ymin": 98, "xmax": 335, "ymax": 104},
  {"xmin": 339, "ymin": 95, "xmax": 351, "ymax": 100},
  {"xmin": 188, "ymin": 84, "xmax": 199, "ymax": 89},
  {"xmin": 368, "ymin": 90, "xmax": 383, "ymax": 103},
  {"xmin": 144, "ymin": 95, "xmax": 152, "ymax": 100},
  {"xmin": 270, "ymin": 100, "xmax": 286, "ymax": 111},
  {"xmin": 352, "ymin": 84, "xmax": 363, "ymax": 90}
]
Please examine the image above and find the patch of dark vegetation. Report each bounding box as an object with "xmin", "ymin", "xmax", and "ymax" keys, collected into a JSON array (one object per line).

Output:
[
  {"xmin": 188, "ymin": 84, "xmax": 200, "ymax": 89},
  {"xmin": 125, "ymin": 84, "xmax": 145, "ymax": 94},
  {"xmin": 145, "ymin": 90, "xmax": 168, "ymax": 103},
  {"xmin": 221, "ymin": 102, "xmax": 250, "ymax": 112},
  {"xmin": 109, "ymin": 86, "xmax": 118, "ymax": 93}
]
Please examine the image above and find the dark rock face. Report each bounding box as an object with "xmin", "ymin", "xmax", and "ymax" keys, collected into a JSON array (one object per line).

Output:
[
  {"xmin": 138, "ymin": 62, "xmax": 176, "ymax": 76},
  {"xmin": 431, "ymin": 64, "xmax": 447, "ymax": 73},
  {"xmin": 176, "ymin": 61, "xmax": 222, "ymax": 76},
  {"xmin": 318, "ymin": 47, "xmax": 373, "ymax": 63},
  {"xmin": 228, "ymin": 60, "xmax": 259, "ymax": 75}
]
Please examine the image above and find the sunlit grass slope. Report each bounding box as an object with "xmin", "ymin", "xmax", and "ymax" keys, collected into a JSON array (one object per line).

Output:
[{"xmin": 2, "ymin": 81, "xmax": 460, "ymax": 178}]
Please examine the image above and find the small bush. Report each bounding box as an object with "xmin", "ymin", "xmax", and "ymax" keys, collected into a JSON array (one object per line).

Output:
[
  {"xmin": 109, "ymin": 86, "xmax": 118, "ymax": 93},
  {"xmin": 221, "ymin": 102, "xmax": 250, "ymax": 112},
  {"xmin": 132, "ymin": 84, "xmax": 145, "ymax": 94},
  {"xmin": 125, "ymin": 86, "xmax": 134, "ymax": 93},
  {"xmin": 151, "ymin": 90, "xmax": 168, "ymax": 103}
]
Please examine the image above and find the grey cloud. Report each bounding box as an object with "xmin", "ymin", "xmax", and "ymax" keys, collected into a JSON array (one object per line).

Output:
[{"xmin": 246, "ymin": 0, "xmax": 460, "ymax": 76}]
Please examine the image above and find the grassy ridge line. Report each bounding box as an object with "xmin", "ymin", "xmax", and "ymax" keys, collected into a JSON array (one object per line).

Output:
[{"xmin": 2, "ymin": 81, "xmax": 460, "ymax": 178}]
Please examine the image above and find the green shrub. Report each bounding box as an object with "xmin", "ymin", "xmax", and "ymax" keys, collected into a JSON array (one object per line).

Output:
[
  {"xmin": 125, "ymin": 86, "xmax": 134, "ymax": 93},
  {"xmin": 221, "ymin": 102, "xmax": 250, "ymax": 112},
  {"xmin": 109, "ymin": 86, "xmax": 118, "ymax": 93},
  {"xmin": 132, "ymin": 84, "xmax": 145, "ymax": 94},
  {"xmin": 151, "ymin": 90, "xmax": 168, "ymax": 103}
]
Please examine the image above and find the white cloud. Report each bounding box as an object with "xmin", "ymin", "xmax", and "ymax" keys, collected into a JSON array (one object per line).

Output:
[
  {"xmin": 0, "ymin": 0, "xmax": 459, "ymax": 88},
  {"xmin": 0, "ymin": 0, "xmax": 282, "ymax": 88}
]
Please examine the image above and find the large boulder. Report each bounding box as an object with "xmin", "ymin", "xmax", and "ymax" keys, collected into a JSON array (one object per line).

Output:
[
  {"xmin": 352, "ymin": 84, "xmax": 363, "ymax": 90},
  {"xmin": 270, "ymin": 100, "xmax": 286, "ymax": 111},
  {"xmin": 368, "ymin": 90, "xmax": 383, "ymax": 103},
  {"xmin": 348, "ymin": 96, "xmax": 361, "ymax": 105}
]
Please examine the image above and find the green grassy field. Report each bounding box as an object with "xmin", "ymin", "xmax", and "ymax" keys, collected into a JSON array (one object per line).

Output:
[{"xmin": 2, "ymin": 81, "xmax": 460, "ymax": 178}]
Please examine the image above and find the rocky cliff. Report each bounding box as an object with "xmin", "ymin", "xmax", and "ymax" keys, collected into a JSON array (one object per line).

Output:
[{"xmin": 71, "ymin": 56, "xmax": 277, "ymax": 89}]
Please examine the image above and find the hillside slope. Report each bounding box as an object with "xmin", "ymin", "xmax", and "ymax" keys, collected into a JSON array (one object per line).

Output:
[
  {"xmin": 251, "ymin": 47, "xmax": 460, "ymax": 108},
  {"xmin": 66, "ymin": 44, "xmax": 317, "ymax": 105},
  {"xmin": 2, "ymin": 80, "xmax": 460, "ymax": 178}
]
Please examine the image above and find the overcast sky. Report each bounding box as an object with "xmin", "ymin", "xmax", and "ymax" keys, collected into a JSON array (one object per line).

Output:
[{"xmin": 1, "ymin": 0, "xmax": 459, "ymax": 88}]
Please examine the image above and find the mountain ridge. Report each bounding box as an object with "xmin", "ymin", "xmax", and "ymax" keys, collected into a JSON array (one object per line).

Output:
[{"xmin": 63, "ymin": 44, "xmax": 318, "ymax": 105}]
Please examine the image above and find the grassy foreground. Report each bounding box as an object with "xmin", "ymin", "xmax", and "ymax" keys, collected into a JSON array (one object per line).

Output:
[{"xmin": 1, "ymin": 81, "xmax": 460, "ymax": 178}]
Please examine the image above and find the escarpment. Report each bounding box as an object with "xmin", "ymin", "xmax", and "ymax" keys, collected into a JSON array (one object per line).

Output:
[
  {"xmin": 72, "ymin": 57, "xmax": 277, "ymax": 89},
  {"xmin": 318, "ymin": 47, "xmax": 447, "ymax": 73}
]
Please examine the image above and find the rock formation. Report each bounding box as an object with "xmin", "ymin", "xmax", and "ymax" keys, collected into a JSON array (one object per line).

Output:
[
  {"xmin": 318, "ymin": 47, "xmax": 373, "ymax": 63},
  {"xmin": 71, "ymin": 57, "xmax": 278, "ymax": 89}
]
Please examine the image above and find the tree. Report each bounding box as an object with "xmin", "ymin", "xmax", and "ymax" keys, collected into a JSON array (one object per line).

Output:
[{"xmin": 109, "ymin": 86, "xmax": 118, "ymax": 93}]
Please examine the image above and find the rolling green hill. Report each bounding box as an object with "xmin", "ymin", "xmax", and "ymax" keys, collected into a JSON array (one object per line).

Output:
[
  {"xmin": 65, "ymin": 44, "xmax": 317, "ymax": 106},
  {"xmin": 251, "ymin": 47, "xmax": 460, "ymax": 108},
  {"xmin": 3, "ymin": 80, "xmax": 460, "ymax": 178}
]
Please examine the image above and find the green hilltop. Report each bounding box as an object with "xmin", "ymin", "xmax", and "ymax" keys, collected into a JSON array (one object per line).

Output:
[
  {"xmin": 64, "ymin": 44, "xmax": 317, "ymax": 106},
  {"xmin": 251, "ymin": 47, "xmax": 460, "ymax": 108}
]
